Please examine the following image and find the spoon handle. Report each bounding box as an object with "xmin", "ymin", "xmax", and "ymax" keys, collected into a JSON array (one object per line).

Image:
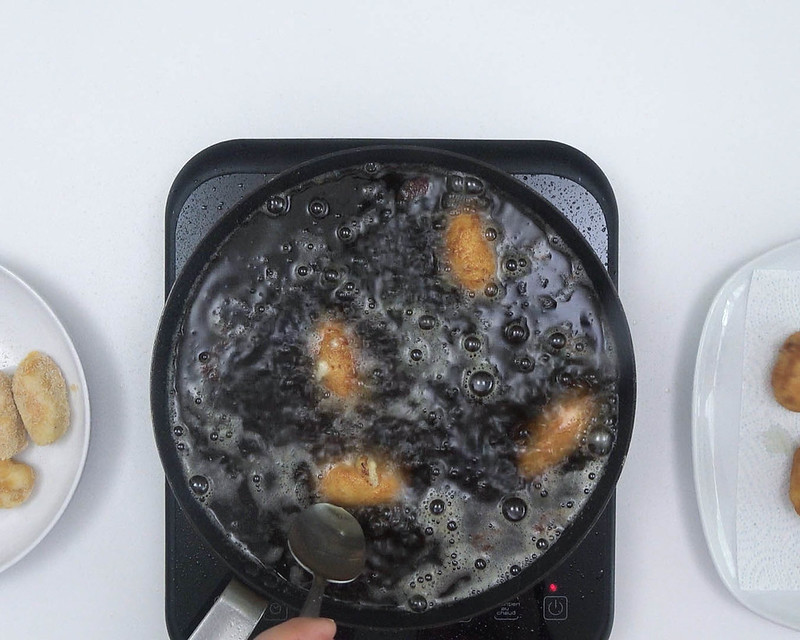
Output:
[{"xmin": 299, "ymin": 573, "xmax": 327, "ymax": 618}]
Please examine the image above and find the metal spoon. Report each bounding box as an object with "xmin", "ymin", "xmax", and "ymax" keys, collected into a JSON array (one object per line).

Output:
[{"xmin": 288, "ymin": 503, "xmax": 366, "ymax": 618}]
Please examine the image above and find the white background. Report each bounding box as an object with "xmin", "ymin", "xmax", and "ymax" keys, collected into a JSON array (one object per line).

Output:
[{"xmin": 1, "ymin": 2, "xmax": 799, "ymax": 638}]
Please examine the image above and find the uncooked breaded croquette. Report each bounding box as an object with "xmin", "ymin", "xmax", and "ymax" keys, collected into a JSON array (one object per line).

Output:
[
  {"xmin": 313, "ymin": 321, "xmax": 360, "ymax": 398},
  {"xmin": 0, "ymin": 371, "xmax": 27, "ymax": 460},
  {"xmin": 444, "ymin": 204, "xmax": 496, "ymax": 292},
  {"xmin": 517, "ymin": 391, "xmax": 597, "ymax": 478},
  {"xmin": 12, "ymin": 351, "xmax": 70, "ymax": 446},
  {"xmin": 0, "ymin": 458, "xmax": 35, "ymax": 508},
  {"xmin": 317, "ymin": 454, "xmax": 405, "ymax": 508}
]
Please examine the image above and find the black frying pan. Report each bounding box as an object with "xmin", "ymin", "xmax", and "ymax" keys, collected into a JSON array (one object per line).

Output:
[{"xmin": 151, "ymin": 145, "xmax": 636, "ymax": 630}]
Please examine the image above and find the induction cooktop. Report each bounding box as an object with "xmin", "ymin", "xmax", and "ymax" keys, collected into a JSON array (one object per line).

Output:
[{"xmin": 163, "ymin": 139, "xmax": 619, "ymax": 640}]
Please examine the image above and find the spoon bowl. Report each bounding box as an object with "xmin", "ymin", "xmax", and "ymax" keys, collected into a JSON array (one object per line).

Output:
[{"xmin": 288, "ymin": 503, "xmax": 366, "ymax": 617}]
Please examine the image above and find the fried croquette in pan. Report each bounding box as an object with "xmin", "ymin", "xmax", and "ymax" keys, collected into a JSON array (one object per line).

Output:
[
  {"xmin": 313, "ymin": 321, "xmax": 360, "ymax": 399},
  {"xmin": 517, "ymin": 390, "xmax": 598, "ymax": 478},
  {"xmin": 444, "ymin": 204, "xmax": 497, "ymax": 293},
  {"xmin": 318, "ymin": 454, "xmax": 405, "ymax": 508}
]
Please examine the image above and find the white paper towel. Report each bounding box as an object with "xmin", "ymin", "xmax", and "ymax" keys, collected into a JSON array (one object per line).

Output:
[{"xmin": 737, "ymin": 269, "xmax": 800, "ymax": 590}]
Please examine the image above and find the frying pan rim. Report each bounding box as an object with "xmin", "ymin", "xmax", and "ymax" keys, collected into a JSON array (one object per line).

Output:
[{"xmin": 151, "ymin": 144, "xmax": 636, "ymax": 629}]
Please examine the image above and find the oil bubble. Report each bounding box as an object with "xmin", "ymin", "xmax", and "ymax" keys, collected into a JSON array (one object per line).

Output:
[
  {"xmin": 588, "ymin": 428, "xmax": 613, "ymax": 455},
  {"xmin": 419, "ymin": 315, "xmax": 436, "ymax": 330},
  {"xmin": 536, "ymin": 538, "xmax": 549, "ymax": 550},
  {"xmin": 447, "ymin": 174, "xmax": 465, "ymax": 192},
  {"xmin": 516, "ymin": 356, "xmax": 534, "ymax": 372},
  {"xmin": 501, "ymin": 496, "xmax": 527, "ymax": 522},
  {"xmin": 430, "ymin": 499, "xmax": 445, "ymax": 515},
  {"xmin": 463, "ymin": 335, "xmax": 482, "ymax": 353},
  {"xmin": 198, "ymin": 351, "xmax": 210, "ymax": 362},
  {"xmin": 410, "ymin": 348, "xmax": 424, "ymax": 362},
  {"xmin": 266, "ymin": 195, "xmax": 288, "ymax": 216},
  {"xmin": 484, "ymin": 282, "xmax": 499, "ymax": 297},
  {"xmin": 323, "ymin": 268, "xmax": 339, "ymax": 284},
  {"xmin": 307, "ymin": 198, "xmax": 329, "ymax": 219},
  {"xmin": 475, "ymin": 558, "xmax": 487, "ymax": 570},
  {"xmin": 409, "ymin": 594, "xmax": 428, "ymax": 612},
  {"xmin": 364, "ymin": 162, "xmax": 379, "ymax": 174},
  {"xmin": 296, "ymin": 265, "xmax": 310, "ymax": 278},
  {"xmin": 548, "ymin": 332, "xmax": 567, "ymax": 349},
  {"xmin": 504, "ymin": 258, "xmax": 518, "ymax": 273},
  {"xmin": 484, "ymin": 227, "xmax": 497, "ymax": 241},
  {"xmin": 447, "ymin": 520, "xmax": 458, "ymax": 531},
  {"xmin": 504, "ymin": 320, "xmax": 529, "ymax": 344},
  {"xmin": 337, "ymin": 226, "xmax": 353, "ymax": 242},
  {"xmin": 465, "ymin": 177, "xmax": 484, "ymax": 194},
  {"xmin": 189, "ymin": 475, "xmax": 209, "ymax": 495},
  {"xmin": 510, "ymin": 565, "xmax": 521, "ymax": 576},
  {"xmin": 468, "ymin": 371, "xmax": 495, "ymax": 397}
]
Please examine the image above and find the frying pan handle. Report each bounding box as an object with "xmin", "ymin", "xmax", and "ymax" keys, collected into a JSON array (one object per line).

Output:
[
  {"xmin": 298, "ymin": 574, "xmax": 327, "ymax": 618},
  {"xmin": 189, "ymin": 579, "xmax": 268, "ymax": 640}
]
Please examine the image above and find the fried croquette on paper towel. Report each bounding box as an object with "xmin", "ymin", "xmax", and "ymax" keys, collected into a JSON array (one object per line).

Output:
[
  {"xmin": 0, "ymin": 371, "xmax": 27, "ymax": 459},
  {"xmin": 771, "ymin": 331, "xmax": 800, "ymax": 412},
  {"xmin": 12, "ymin": 351, "xmax": 70, "ymax": 446}
]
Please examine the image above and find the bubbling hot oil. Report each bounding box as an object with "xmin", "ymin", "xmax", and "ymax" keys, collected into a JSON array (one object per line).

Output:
[{"xmin": 169, "ymin": 163, "xmax": 619, "ymax": 612}]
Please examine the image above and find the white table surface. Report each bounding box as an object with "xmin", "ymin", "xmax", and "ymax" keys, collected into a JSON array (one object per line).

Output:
[{"xmin": 2, "ymin": 2, "xmax": 799, "ymax": 638}]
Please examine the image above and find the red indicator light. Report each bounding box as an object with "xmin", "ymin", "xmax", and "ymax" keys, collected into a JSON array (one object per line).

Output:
[{"xmin": 548, "ymin": 583, "xmax": 558, "ymax": 593}]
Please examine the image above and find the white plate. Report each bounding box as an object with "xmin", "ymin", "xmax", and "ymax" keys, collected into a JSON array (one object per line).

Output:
[
  {"xmin": 0, "ymin": 264, "xmax": 90, "ymax": 574},
  {"xmin": 693, "ymin": 238, "xmax": 800, "ymax": 630}
]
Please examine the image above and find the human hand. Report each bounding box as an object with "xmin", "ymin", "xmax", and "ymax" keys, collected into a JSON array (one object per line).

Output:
[{"xmin": 253, "ymin": 617, "xmax": 336, "ymax": 640}]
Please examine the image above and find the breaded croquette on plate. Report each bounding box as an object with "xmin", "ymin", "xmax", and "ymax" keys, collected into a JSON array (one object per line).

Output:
[
  {"xmin": 12, "ymin": 351, "xmax": 70, "ymax": 446},
  {"xmin": 313, "ymin": 321, "xmax": 360, "ymax": 398},
  {"xmin": 0, "ymin": 458, "xmax": 35, "ymax": 508},
  {"xmin": 0, "ymin": 371, "xmax": 27, "ymax": 460},
  {"xmin": 444, "ymin": 204, "xmax": 496, "ymax": 292},
  {"xmin": 318, "ymin": 454, "xmax": 405, "ymax": 508},
  {"xmin": 517, "ymin": 391, "xmax": 597, "ymax": 478}
]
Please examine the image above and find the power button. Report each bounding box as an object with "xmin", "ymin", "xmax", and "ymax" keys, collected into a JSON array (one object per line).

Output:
[{"xmin": 542, "ymin": 595, "xmax": 568, "ymax": 621}]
